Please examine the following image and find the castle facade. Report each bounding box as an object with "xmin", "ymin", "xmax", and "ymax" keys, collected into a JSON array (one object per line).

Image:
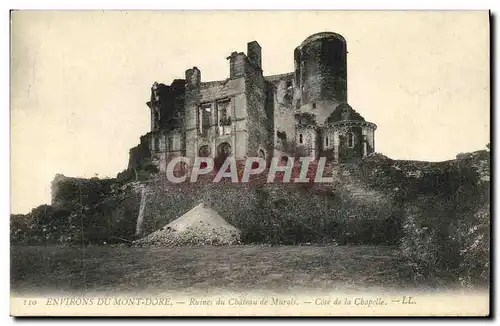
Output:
[{"xmin": 128, "ymin": 32, "xmax": 377, "ymax": 174}]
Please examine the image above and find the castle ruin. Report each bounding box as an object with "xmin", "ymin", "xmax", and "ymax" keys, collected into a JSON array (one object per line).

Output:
[{"xmin": 128, "ymin": 32, "xmax": 377, "ymax": 174}]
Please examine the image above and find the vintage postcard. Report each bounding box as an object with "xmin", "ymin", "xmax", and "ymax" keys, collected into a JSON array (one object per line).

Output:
[{"xmin": 10, "ymin": 10, "xmax": 490, "ymax": 317}]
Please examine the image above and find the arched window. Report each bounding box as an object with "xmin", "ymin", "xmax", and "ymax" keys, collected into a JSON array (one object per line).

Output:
[
  {"xmin": 217, "ymin": 142, "xmax": 232, "ymax": 156},
  {"xmin": 341, "ymin": 107, "xmax": 350, "ymax": 121},
  {"xmin": 348, "ymin": 132, "xmax": 354, "ymax": 148},
  {"xmin": 198, "ymin": 145, "xmax": 209, "ymax": 169},
  {"xmin": 325, "ymin": 135, "xmax": 329, "ymax": 147},
  {"xmin": 198, "ymin": 145, "xmax": 210, "ymax": 157},
  {"xmin": 214, "ymin": 142, "xmax": 232, "ymax": 171},
  {"xmin": 299, "ymin": 134, "xmax": 303, "ymax": 144},
  {"xmin": 258, "ymin": 149, "xmax": 266, "ymax": 160}
]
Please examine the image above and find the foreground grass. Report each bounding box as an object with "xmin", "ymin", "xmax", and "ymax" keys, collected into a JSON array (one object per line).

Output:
[{"xmin": 11, "ymin": 245, "xmax": 445, "ymax": 296}]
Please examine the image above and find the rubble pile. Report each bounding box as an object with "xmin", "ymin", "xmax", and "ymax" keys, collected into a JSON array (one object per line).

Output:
[{"xmin": 133, "ymin": 203, "xmax": 241, "ymax": 247}]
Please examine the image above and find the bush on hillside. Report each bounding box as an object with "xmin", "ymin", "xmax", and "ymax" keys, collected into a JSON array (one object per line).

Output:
[
  {"xmin": 11, "ymin": 181, "xmax": 141, "ymax": 245},
  {"xmin": 138, "ymin": 181, "xmax": 401, "ymax": 246},
  {"xmin": 10, "ymin": 205, "xmax": 76, "ymax": 245},
  {"xmin": 398, "ymin": 151, "xmax": 490, "ymax": 286}
]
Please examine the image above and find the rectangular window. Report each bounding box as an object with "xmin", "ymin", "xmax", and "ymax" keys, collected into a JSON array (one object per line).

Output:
[
  {"xmin": 199, "ymin": 104, "xmax": 211, "ymax": 137},
  {"xmin": 348, "ymin": 132, "xmax": 355, "ymax": 148},
  {"xmin": 217, "ymin": 100, "xmax": 231, "ymax": 136},
  {"xmin": 168, "ymin": 136, "xmax": 174, "ymax": 151}
]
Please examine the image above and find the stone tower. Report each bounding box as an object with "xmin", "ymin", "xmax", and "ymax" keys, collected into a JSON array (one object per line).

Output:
[
  {"xmin": 291, "ymin": 32, "xmax": 376, "ymax": 162},
  {"xmin": 294, "ymin": 32, "xmax": 347, "ymax": 122}
]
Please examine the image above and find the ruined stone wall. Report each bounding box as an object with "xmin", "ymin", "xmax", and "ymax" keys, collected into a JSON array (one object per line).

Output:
[
  {"xmin": 184, "ymin": 67, "xmax": 202, "ymax": 159},
  {"xmin": 364, "ymin": 128, "xmax": 375, "ymax": 154},
  {"xmin": 131, "ymin": 77, "xmax": 187, "ymax": 174},
  {"xmin": 50, "ymin": 174, "xmax": 115, "ymax": 210},
  {"xmin": 267, "ymin": 73, "xmax": 296, "ymax": 156},
  {"xmin": 295, "ymin": 126, "xmax": 318, "ymax": 158},
  {"xmin": 300, "ymin": 100, "xmax": 342, "ymax": 126},
  {"xmin": 128, "ymin": 134, "xmax": 151, "ymax": 171},
  {"xmin": 158, "ymin": 79, "xmax": 186, "ymax": 131},
  {"xmin": 228, "ymin": 52, "xmax": 246, "ymax": 79},
  {"xmin": 153, "ymin": 129, "xmax": 184, "ymax": 173},
  {"xmin": 244, "ymin": 57, "xmax": 270, "ymax": 158},
  {"xmin": 201, "ymin": 80, "xmax": 247, "ymax": 159},
  {"xmin": 184, "ymin": 65, "xmax": 248, "ymax": 160}
]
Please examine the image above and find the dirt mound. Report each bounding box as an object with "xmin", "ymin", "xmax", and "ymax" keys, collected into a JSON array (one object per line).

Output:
[{"xmin": 133, "ymin": 203, "xmax": 241, "ymax": 247}]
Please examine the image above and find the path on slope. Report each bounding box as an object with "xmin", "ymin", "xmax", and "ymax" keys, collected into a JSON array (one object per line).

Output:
[{"xmin": 329, "ymin": 165, "xmax": 388, "ymax": 203}]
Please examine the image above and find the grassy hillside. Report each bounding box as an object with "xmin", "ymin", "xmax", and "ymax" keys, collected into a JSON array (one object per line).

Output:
[
  {"xmin": 11, "ymin": 245, "xmax": 421, "ymax": 295},
  {"xmin": 139, "ymin": 177, "xmax": 399, "ymax": 245},
  {"xmin": 11, "ymin": 149, "xmax": 490, "ymax": 286}
]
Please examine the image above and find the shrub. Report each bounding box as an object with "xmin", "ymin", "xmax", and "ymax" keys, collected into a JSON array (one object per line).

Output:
[
  {"xmin": 398, "ymin": 153, "xmax": 490, "ymax": 286},
  {"xmin": 11, "ymin": 180, "xmax": 141, "ymax": 245},
  {"xmin": 455, "ymin": 197, "xmax": 490, "ymax": 286}
]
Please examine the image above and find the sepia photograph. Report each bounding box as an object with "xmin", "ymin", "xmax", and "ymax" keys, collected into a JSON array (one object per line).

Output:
[{"xmin": 10, "ymin": 10, "xmax": 490, "ymax": 316}]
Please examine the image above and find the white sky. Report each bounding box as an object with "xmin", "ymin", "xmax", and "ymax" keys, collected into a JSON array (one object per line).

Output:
[{"xmin": 10, "ymin": 11, "xmax": 490, "ymax": 214}]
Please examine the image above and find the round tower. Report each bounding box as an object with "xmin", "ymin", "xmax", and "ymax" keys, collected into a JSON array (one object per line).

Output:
[{"xmin": 294, "ymin": 32, "xmax": 347, "ymax": 124}]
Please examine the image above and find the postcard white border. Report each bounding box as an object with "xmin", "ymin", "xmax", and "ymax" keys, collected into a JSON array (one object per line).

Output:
[{"xmin": 4, "ymin": 0, "xmax": 498, "ymax": 324}]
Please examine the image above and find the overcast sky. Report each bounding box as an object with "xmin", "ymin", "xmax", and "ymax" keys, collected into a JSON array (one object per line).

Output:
[{"xmin": 11, "ymin": 11, "xmax": 490, "ymax": 214}]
